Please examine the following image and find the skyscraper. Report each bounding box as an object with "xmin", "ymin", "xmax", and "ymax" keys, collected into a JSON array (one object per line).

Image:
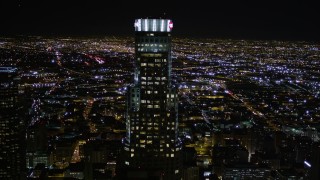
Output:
[
  {"xmin": 121, "ymin": 19, "xmax": 182, "ymax": 179},
  {"xmin": 0, "ymin": 67, "xmax": 25, "ymax": 179}
]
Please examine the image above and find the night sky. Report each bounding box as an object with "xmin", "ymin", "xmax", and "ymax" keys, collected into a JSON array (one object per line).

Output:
[{"xmin": 1, "ymin": 0, "xmax": 319, "ymax": 41}]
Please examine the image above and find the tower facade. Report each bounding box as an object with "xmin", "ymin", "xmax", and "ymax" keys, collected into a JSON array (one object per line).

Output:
[
  {"xmin": 123, "ymin": 19, "xmax": 182, "ymax": 179},
  {"xmin": 0, "ymin": 67, "xmax": 25, "ymax": 179}
]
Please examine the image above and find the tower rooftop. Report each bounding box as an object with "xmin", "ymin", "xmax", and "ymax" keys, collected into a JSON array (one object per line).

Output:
[{"xmin": 134, "ymin": 19, "xmax": 173, "ymax": 32}]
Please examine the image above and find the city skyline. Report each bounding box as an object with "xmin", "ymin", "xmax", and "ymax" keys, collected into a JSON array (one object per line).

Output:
[{"xmin": 1, "ymin": 0, "xmax": 319, "ymax": 41}]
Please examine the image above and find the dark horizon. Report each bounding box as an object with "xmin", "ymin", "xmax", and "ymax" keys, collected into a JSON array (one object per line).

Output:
[{"xmin": 1, "ymin": 0, "xmax": 319, "ymax": 42}]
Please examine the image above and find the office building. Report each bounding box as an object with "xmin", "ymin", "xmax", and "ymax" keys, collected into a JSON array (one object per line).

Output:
[{"xmin": 121, "ymin": 19, "xmax": 182, "ymax": 179}]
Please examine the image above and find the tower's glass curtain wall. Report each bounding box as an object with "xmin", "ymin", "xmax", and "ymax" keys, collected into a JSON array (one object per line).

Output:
[{"xmin": 123, "ymin": 19, "xmax": 182, "ymax": 179}]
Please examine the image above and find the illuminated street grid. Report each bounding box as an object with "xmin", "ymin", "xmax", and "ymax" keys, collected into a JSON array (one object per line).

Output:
[{"xmin": 1, "ymin": 36, "xmax": 319, "ymax": 179}]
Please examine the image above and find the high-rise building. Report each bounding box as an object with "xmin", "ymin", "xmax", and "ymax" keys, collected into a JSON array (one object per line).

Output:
[
  {"xmin": 121, "ymin": 19, "xmax": 182, "ymax": 179},
  {"xmin": 0, "ymin": 67, "xmax": 25, "ymax": 179}
]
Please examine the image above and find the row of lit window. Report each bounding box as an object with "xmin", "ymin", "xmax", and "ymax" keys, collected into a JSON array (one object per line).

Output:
[
  {"xmin": 141, "ymin": 81, "xmax": 165, "ymax": 85},
  {"xmin": 130, "ymin": 119, "xmax": 175, "ymax": 125},
  {"xmin": 137, "ymin": 122, "xmax": 159, "ymax": 126},
  {"xmin": 141, "ymin": 100, "xmax": 161, "ymax": 104},
  {"xmin": 132, "ymin": 121, "xmax": 175, "ymax": 127},
  {"xmin": 147, "ymin": 105, "xmax": 160, "ymax": 108},
  {"xmin": 167, "ymin": 94, "xmax": 176, "ymax": 98},
  {"xmin": 136, "ymin": 134, "xmax": 174, "ymax": 139},
  {"xmin": 146, "ymin": 90, "xmax": 159, "ymax": 94},
  {"xmin": 132, "ymin": 127, "xmax": 159, "ymax": 131},
  {"xmin": 130, "ymin": 119, "xmax": 166, "ymax": 125},
  {"xmin": 137, "ymin": 58, "xmax": 167, "ymax": 62},
  {"xmin": 130, "ymin": 152, "xmax": 175, "ymax": 158},
  {"xmin": 137, "ymin": 37, "xmax": 169, "ymax": 43},
  {"xmin": 140, "ymin": 63, "xmax": 162, "ymax": 67},
  {"xmin": 137, "ymin": 43, "xmax": 167, "ymax": 47},
  {"xmin": 137, "ymin": 48, "xmax": 167, "ymax": 52},
  {"xmin": 141, "ymin": 76, "xmax": 167, "ymax": 81}
]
